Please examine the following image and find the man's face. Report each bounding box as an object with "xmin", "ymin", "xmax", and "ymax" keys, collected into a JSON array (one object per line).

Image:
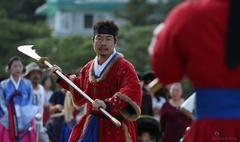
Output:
[
  {"xmin": 93, "ymin": 34, "xmax": 116, "ymax": 57},
  {"xmin": 29, "ymin": 70, "xmax": 41, "ymax": 84}
]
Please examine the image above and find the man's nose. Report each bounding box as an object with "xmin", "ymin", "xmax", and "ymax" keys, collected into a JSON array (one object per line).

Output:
[{"xmin": 101, "ymin": 38, "xmax": 107, "ymax": 45}]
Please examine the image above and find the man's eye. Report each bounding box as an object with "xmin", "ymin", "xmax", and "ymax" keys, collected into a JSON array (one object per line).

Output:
[{"xmin": 96, "ymin": 37, "xmax": 102, "ymax": 40}]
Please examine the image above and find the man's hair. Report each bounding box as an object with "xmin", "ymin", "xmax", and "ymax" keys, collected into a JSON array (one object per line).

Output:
[{"xmin": 93, "ymin": 20, "xmax": 119, "ymax": 41}]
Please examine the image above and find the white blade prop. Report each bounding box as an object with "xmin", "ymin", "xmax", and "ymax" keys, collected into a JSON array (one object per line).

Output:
[
  {"xmin": 17, "ymin": 45, "xmax": 121, "ymax": 127},
  {"xmin": 18, "ymin": 45, "xmax": 41, "ymax": 61}
]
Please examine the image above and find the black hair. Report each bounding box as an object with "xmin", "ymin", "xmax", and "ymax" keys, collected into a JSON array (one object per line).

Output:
[
  {"xmin": 6, "ymin": 56, "xmax": 22, "ymax": 72},
  {"xmin": 42, "ymin": 76, "xmax": 53, "ymax": 85},
  {"xmin": 142, "ymin": 71, "xmax": 155, "ymax": 85},
  {"xmin": 93, "ymin": 20, "xmax": 119, "ymax": 42}
]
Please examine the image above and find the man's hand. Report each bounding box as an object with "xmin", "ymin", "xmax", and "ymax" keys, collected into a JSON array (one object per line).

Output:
[
  {"xmin": 48, "ymin": 65, "xmax": 62, "ymax": 80},
  {"xmin": 48, "ymin": 65, "xmax": 62, "ymax": 73},
  {"xmin": 92, "ymin": 99, "xmax": 107, "ymax": 111}
]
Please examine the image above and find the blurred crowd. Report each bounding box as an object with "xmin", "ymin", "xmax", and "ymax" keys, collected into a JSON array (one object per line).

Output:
[
  {"xmin": 137, "ymin": 72, "xmax": 192, "ymax": 142},
  {"xmin": 0, "ymin": 57, "xmax": 85, "ymax": 142}
]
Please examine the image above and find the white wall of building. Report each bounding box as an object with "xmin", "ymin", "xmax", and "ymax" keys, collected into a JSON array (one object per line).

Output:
[{"xmin": 50, "ymin": 10, "xmax": 126, "ymax": 36}]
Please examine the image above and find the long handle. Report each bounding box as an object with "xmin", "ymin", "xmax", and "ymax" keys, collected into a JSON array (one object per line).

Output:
[
  {"xmin": 43, "ymin": 60, "xmax": 121, "ymax": 127},
  {"xmin": 35, "ymin": 113, "xmax": 42, "ymax": 142}
]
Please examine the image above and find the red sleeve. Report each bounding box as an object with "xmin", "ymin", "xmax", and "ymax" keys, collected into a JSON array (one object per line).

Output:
[
  {"xmin": 151, "ymin": 2, "xmax": 193, "ymax": 85},
  {"xmin": 58, "ymin": 66, "xmax": 88, "ymax": 106},
  {"xmin": 71, "ymin": 67, "xmax": 88, "ymax": 106},
  {"xmin": 105, "ymin": 59, "xmax": 142, "ymax": 121}
]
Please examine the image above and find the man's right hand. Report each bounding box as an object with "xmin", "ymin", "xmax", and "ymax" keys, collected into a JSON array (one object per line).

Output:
[
  {"xmin": 48, "ymin": 65, "xmax": 62, "ymax": 73},
  {"xmin": 48, "ymin": 65, "xmax": 62, "ymax": 80}
]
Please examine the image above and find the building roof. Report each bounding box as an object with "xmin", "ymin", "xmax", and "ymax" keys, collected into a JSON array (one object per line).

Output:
[{"xmin": 36, "ymin": 0, "xmax": 127, "ymax": 15}]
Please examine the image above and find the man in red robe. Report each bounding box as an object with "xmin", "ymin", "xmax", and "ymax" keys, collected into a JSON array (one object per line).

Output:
[
  {"xmin": 52, "ymin": 20, "xmax": 142, "ymax": 142},
  {"xmin": 150, "ymin": 0, "xmax": 240, "ymax": 141}
]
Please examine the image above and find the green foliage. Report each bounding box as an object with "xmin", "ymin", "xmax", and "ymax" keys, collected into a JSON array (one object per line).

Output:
[
  {"xmin": 30, "ymin": 35, "xmax": 95, "ymax": 73},
  {"xmin": 0, "ymin": 0, "xmax": 45, "ymax": 22},
  {"xmin": 181, "ymin": 78, "xmax": 194, "ymax": 97},
  {"xmin": 119, "ymin": 0, "xmax": 181, "ymax": 25},
  {"xmin": 118, "ymin": 24, "xmax": 156, "ymax": 73},
  {"xmin": 0, "ymin": 0, "xmax": 182, "ymax": 78},
  {"xmin": 119, "ymin": 0, "xmax": 156, "ymax": 25},
  {"xmin": 0, "ymin": 9, "xmax": 51, "ymax": 76},
  {"xmin": 0, "ymin": 19, "xmax": 157, "ymax": 76},
  {"xmin": 25, "ymin": 24, "xmax": 156, "ymax": 75}
]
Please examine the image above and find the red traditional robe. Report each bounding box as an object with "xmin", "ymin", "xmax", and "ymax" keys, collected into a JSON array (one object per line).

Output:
[
  {"xmin": 59, "ymin": 53, "xmax": 142, "ymax": 142},
  {"xmin": 150, "ymin": 0, "xmax": 240, "ymax": 141}
]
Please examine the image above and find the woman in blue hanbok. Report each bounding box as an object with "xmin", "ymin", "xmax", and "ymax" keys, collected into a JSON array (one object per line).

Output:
[{"xmin": 0, "ymin": 56, "xmax": 38, "ymax": 142}]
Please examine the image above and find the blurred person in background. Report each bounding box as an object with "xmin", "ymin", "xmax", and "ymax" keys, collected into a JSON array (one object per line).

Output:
[
  {"xmin": 0, "ymin": 56, "xmax": 38, "ymax": 142},
  {"xmin": 25, "ymin": 62, "xmax": 49, "ymax": 142},
  {"xmin": 142, "ymin": 72, "xmax": 166, "ymax": 121},
  {"xmin": 136, "ymin": 115, "xmax": 160, "ymax": 142},
  {"xmin": 160, "ymin": 83, "xmax": 191, "ymax": 142},
  {"xmin": 61, "ymin": 91, "xmax": 85, "ymax": 142},
  {"xmin": 41, "ymin": 76, "xmax": 54, "ymax": 125},
  {"xmin": 138, "ymin": 73, "xmax": 153, "ymax": 116},
  {"xmin": 46, "ymin": 85, "xmax": 65, "ymax": 142},
  {"xmin": 180, "ymin": 92, "xmax": 196, "ymax": 120}
]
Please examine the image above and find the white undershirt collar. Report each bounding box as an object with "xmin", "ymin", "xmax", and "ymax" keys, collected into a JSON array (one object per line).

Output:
[
  {"xmin": 93, "ymin": 48, "xmax": 117, "ymax": 77},
  {"xmin": 10, "ymin": 75, "xmax": 22, "ymax": 90}
]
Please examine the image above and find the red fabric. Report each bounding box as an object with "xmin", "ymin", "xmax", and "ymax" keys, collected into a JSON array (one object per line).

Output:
[
  {"xmin": 151, "ymin": 0, "xmax": 240, "ymax": 87},
  {"xmin": 184, "ymin": 119, "xmax": 240, "ymax": 142},
  {"xmin": 7, "ymin": 91, "xmax": 20, "ymax": 142},
  {"xmin": 105, "ymin": 95, "xmax": 128, "ymax": 115},
  {"xmin": 150, "ymin": 0, "xmax": 240, "ymax": 141},
  {"xmin": 0, "ymin": 119, "xmax": 36, "ymax": 142},
  {"xmin": 160, "ymin": 102, "xmax": 191, "ymax": 142},
  {"xmin": 59, "ymin": 54, "xmax": 141, "ymax": 142},
  {"xmin": 8, "ymin": 98, "xmax": 16, "ymax": 142},
  {"xmin": 68, "ymin": 115, "xmax": 137, "ymax": 142},
  {"xmin": 43, "ymin": 106, "xmax": 50, "ymax": 125}
]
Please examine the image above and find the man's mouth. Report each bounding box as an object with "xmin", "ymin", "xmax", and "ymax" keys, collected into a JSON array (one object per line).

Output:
[{"xmin": 99, "ymin": 48, "xmax": 107, "ymax": 52}]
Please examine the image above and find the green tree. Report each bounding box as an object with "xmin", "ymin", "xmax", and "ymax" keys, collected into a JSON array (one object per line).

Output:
[
  {"xmin": 118, "ymin": 24, "xmax": 156, "ymax": 73},
  {"xmin": 119, "ymin": 0, "xmax": 155, "ymax": 25},
  {"xmin": 0, "ymin": 0, "xmax": 45, "ymax": 22},
  {"xmin": 30, "ymin": 35, "xmax": 95, "ymax": 73},
  {"xmin": 25, "ymin": 24, "xmax": 155, "ymax": 74},
  {"xmin": 0, "ymin": 0, "xmax": 50, "ymax": 77},
  {"xmin": 119, "ymin": 0, "xmax": 181, "ymax": 25},
  {"xmin": 0, "ymin": 9, "xmax": 50, "ymax": 76}
]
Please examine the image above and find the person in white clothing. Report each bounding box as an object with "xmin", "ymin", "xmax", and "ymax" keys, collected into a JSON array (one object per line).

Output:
[
  {"xmin": 41, "ymin": 76, "xmax": 54, "ymax": 125},
  {"xmin": 180, "ymin": 92, "xmax": 196, "ymax": 120},
  {"xmin": 42, "ymin": 76, "xmax": 54, "ymax": 107},
  {"xmin": 25, "ymin": 62, "xmax": 49, "ymax": 142}
]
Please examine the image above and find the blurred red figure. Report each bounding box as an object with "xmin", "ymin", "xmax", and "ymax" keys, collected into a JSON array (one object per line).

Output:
[{"xmin": 150, "ymin": 0, "xmax": 240, "ymax": 141}]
